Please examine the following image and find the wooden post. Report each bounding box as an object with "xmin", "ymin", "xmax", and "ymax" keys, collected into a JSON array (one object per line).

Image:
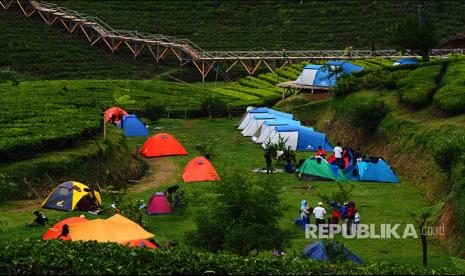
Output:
[{"xmin": 103, "ymin": 113, "xmax": 106, "ymax": 140}]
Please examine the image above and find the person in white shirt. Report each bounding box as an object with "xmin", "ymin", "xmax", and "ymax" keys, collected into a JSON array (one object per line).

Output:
[
  {"xmin": 313, "ymin": 202, "xmax": 326, "ymax": 231},
  {"xmin": 333, "ymin": 142, "xmax": 344, "ymax": 169},
  {"xmin": 354, "ymin": 211, "xmax": 360, "ymax": 235}
]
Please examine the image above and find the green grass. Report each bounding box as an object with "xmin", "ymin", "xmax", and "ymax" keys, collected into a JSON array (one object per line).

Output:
[
  {"xmin": 0, "ymin": 117, "xmax": 454, "ymax": 268},
  {"xmin": 433, "ymin": 61, "xmax": 465, "ymax": 114}
]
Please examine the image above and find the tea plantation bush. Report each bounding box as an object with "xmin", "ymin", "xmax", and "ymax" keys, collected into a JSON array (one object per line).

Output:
[
  {"xmin": 433, "ymin": 61, "xmax": 465, "ymax": 114},
  {"xmin": 397, "ymin": 65, "xmax": 443, "ymax": 109},
  {"xmin": 0, "ymin": 239, "xmax": 455, "ymax": 275},
  {"xmin": 0, "ymin": 80, "xmax": 238, "ymax": 162},
  {"xmin": 336, "ymin": 94, "xmax": 388, "ymax": 131}
]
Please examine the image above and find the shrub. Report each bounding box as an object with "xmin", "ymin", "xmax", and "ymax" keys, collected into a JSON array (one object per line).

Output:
[
  {"xmin": 337, "ymin": 95, "xmax": 389, "ymax": 131},
  {"xmin": 330, "ymin": 75, "xmax": 360, "ymax": 98},
  {"xmin": 433, "ymin": 86, "xmax": 465, "ymax": 115},
  {"xmin": 397, "ymin": 65, "xmax": 442, "ymax": 109},
  {"xmin": 143, "ymin": 100, "xmax": 167, "ymax": 121},
  {"xmin": 187, "ymin": 172, "xmax": 290, "ymax": 256},
  {"xmin": 200, "ymin": 95, "xmax": 229, "ymax": 117},
  {"xmin": 0, "ymin": 239, "xmax": 456, "ymax": 275}
]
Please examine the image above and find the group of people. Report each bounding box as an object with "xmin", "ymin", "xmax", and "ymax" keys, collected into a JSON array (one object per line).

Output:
[{"xmin": 299, "ymin": 200, "xmax": 360, "ymax": 235}]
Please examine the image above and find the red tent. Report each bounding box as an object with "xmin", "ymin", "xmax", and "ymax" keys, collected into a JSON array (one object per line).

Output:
[
  {"xmin": 122, "ymin": 239, "xmax": 157, "ymax": 249},
  {"xmin": 42, "ymin": 216, "xmax": 88, "ymax": 240},
  {"xmin": 182, "ymin": 156, "xmax": 220, "ymax": 183},
  {"xmin": 140, "ymin": 133, "xmax": 188, "ymax": 157},
  {"xmin": 105, "ymin": 107, "xmax": 128, "ymax": 124},
  {"xmin": 147, "ymin": 192, "xmax": 172, "ymax": 215}
]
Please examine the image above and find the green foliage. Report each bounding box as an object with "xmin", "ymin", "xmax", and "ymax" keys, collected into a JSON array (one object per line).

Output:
[
  {"xmin": 103, "ymin": 195, "xmax": 146, "ymax": 226},
  {"xmin": 143, "ymin": 100, "xmax": 167, "ymax": 122},
  {"xmin": 387, "ymin": 15, "xmax": 438, "ymax": 62},
  {"xmin": 0, "ymin": 239, "xmax": 456, "ymax": 275},
  {"xmin": 263, "ymin": 135, "xmax": 289, "ymax": 159},
  {"xmin": 432, "ymin": 132, "xmax": 465, "ymax": 171},
  {"xmin": 167, "ymin": 190, "xmax": 189, "ymax": 214},
  {"xmin": 397, "ymin": 65, "xmax": 442, "ymax": 109},
  {"xmin": 318, "ymin": 182, "xmax": 354, "ymax": 206},
  {"xmin": 322, "ymin": 239, "xmax": 351, "ymax": 263},
  {"xmin": 194, "ymin": 144, "xmax": 215, "ymax": 160},
  {"xmin": 0, "ymin": 174, "xmax": 19, "ymax": 202},
  {"xmin": 433, "ymin": 61, "xmax": 465, "ymax": 115},
  {"xmin": 336, "ymin": 94, "xmax": 389, "ymax": 131},
  {"xmin": 187, "ymin": 173, "xmax": 290, "ymax": 256},
  {"xmin": 330, "ymin": 75, "xmax": 360, "ymax": 98},
  {"xmin": 200, "ymin": 95, "xmax": 229, "ymax": 117},
  {"xmin": 113, "ymin": 91, "xmax": 136, "ymax": 107}
]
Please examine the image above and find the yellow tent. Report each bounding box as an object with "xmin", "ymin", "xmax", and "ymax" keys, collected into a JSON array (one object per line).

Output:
[
  {"xmin": 68, "ymin": 214, "xmax": 154, "ymax": 243},
  {"xmin": 42, "ymin": 181, "xmax": 102, "ymax": 212}
]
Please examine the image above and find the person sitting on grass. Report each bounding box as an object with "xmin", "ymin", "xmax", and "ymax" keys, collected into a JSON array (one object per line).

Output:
[{"xmin": 26, "ymin": 211, "xmax": 49, "ymax": 227}]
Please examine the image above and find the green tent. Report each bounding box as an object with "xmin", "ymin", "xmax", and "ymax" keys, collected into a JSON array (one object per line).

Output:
[{"xmin": 297, "ymin": 158, "xmax": 346, "ymax": 181}]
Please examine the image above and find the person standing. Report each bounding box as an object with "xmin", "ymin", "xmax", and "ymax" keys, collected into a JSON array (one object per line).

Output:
[
  {"xmin": 354, "ymin": 210, "xmax": 360, "ymax": 235},
  {"xmin": 313, "ymin": 202, "xmax": 326, "ymax": 233},
  {"xmin": 264, "ymin": 149, "xmax": 273, "ymax": 174},
  {"xmin": 300, "ymin": 200, "xmax": 310, "ymax": 227},
  {"xmin": 333, "ymin": 142, "xmax": 344, "ymax": 169}
]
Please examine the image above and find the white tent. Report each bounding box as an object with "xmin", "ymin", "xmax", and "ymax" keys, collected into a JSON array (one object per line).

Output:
[
  {"xmin": 253, "ymin": 119, "xmax": 302, "ymax": 144},
  {"xmin": 241, "ymin": 114, "xmax": 275, "ymax": 137},
  {"xmin": 263, "ymin": 129, "xmax": 299, "ymax": 150},
  {"xmin": 237, "ymin": 107, "xmax": 293, "ymax": 130}
]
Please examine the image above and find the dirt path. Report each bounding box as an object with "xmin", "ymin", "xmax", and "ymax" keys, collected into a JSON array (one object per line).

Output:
[
  {"xmin": 128, "ymin": 157, "xmax": 177, "ymax": 194},
  {"xmin": 2, "ymin": 157, "xmax": 177, "ymax": 214}
]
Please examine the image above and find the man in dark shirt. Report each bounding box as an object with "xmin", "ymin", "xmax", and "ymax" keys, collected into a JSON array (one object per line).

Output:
[{"xmin": 26, "ymin": 211, "xmax": 49, "ymax": 227}]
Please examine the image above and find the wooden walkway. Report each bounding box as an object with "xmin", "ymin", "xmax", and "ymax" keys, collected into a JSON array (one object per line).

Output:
[{"xmin": 2, "ymin": 0, "xmax": 465, "ymax": 80}]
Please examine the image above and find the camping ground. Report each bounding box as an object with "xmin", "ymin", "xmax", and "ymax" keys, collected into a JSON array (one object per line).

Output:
[{"xmin": 0, "ymin": 117, "xmax": 453, "ymax": 268}]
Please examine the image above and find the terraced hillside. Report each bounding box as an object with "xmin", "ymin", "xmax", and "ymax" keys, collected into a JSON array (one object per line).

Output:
[
  {"xmin": 1, "ymin": 1, "xmax": 465, "ymax": 79},
  {"xmin": 53, "ymin": 1, "xmax": 465, "ymax": 51},
  {"xmin": 0, "ymin": 9, "xmax": 171, "ymax": 79}
]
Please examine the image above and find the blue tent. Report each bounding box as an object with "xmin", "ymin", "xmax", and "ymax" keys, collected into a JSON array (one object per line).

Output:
[
  {"xmin": 344, "ymin": 159, "xmax": 399, "ymax": 183},
  {"xmin": 393, "ymin": 58, "xmax": 420, "ymax": 66},
  {"xmin": 248, "ymin": 107, "xmax": 293, "ymax": 120},
  {"xmin": 262, "ymin": 119, "xmax": 301, "ymax": 127},
  {"xmin": 267, "ymin": 125, "xmax": 332, "ymax": 151},
  {"xmin": 117, "ymin": 115, "xmax": 149, "ymax": 137},
  {"xmin": 295, "ymin": 61, "xmax": 363, "ymax": 87},
  {"xmin": 303, "ymin": 241, "xmax": 363, "ymax": 264}
]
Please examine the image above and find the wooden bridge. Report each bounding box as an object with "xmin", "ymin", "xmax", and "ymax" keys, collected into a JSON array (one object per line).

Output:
[{"xmin": 2, "ymin": 0, "xmax": 464, "ymax": 81}]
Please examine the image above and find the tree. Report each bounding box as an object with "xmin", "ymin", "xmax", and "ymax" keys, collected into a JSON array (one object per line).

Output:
[
  {"xmin": 408, "ymin": 202, "xmax": 444, "ymax": 267},
  {"xmin": 113, "ymin": 90, "xmax": 136, "ymax": 107},
  {"xmin": 187, "ymin": 172, "xmax": 290, "ymax": 256},
  {"xmin": 387, "ymin": 14, "xmax": 438, "ymax": 63}
]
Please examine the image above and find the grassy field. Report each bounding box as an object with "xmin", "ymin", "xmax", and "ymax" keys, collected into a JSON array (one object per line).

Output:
[{"xmin": 0, "ymin": 117, "xmax": 453, "ymax": 268}]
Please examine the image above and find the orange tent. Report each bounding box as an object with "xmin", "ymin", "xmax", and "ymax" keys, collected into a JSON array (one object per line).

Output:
[
  {"xmin": 123, "ymin": 239, "xmax": 157, "ymax": 249},
  {"xmin": 105, "ymin": 107, "xmax": 128, "ymax": 123},
  {"xmin": 141, "ymin": 133, "xmax": 188, "ymax": 157},
  {"xmin": 182, "ymin": 156, "xmax": 220, "ymax": 182},
  {"xmin": 68, "ymin": 214, "xmax": 154, "ymax": 243},
  {"xmin": 42, "ymin": 216, "xmax": 88, "ymax": 240}
]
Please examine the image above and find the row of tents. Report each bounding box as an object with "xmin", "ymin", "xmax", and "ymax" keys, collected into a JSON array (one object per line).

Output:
[
  {"xmin": 237, "ymin": 107, "xmax": 399, "ymax": 183},
  {"xmin": 237, "ymin": 107, "xmax": 333, "ymax": 151}
]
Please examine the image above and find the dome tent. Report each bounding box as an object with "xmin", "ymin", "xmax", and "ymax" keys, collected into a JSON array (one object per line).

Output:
[
  {"xmin": 182, "ymin": 156, "xmax": 220, "ymax": 183},
  {"xmin": 117, "ymin": 114, "xmax": 149, "ymax": 137},
  {"xmin": 147, "ymin": 192, "xmax": 172, "ymax": 215},
  {"xmin": 393, "ymin": 58, "xmax": 420, "ymax": 66},
  {"xmin": 345, "ymin": 158, "xmax": 399, "ymax": 183},
  {"xmin": 296, "ymin": 158, "xmax": 346, "ymax": 181},
  {"xmin": 141, "ymin": 133, "xmax": 188, "ymax": 157},
  {"xmin": 105, "ymin": 107, "xmax": 128, "ymax": 124},
  {"xmin": 303, "ymin": 241, "xmax": 363, "ymax": 264},
  {"xmin": 42, "ymin": 181, "xmax": 102, "ymax": 212}
]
